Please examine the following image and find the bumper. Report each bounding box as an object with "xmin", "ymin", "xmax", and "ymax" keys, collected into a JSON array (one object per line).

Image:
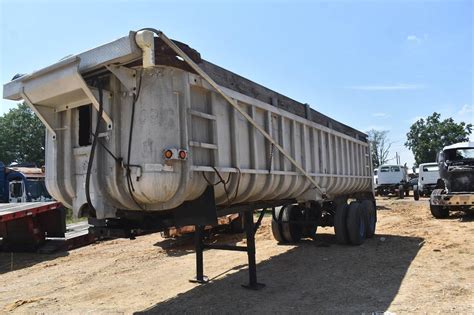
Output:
[{"xmin": 430, "ymin": 190, "xmax": 474, "ymax": 207}]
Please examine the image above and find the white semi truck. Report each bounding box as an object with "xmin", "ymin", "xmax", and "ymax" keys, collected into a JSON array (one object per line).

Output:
[{"xmin": 3, "ymin": 29, "xmax": 375, "ymax": 287}]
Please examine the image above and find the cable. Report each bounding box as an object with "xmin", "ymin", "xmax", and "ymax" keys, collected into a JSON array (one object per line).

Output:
[
  {"xmin": 85, "ymin": 80, "xmax": 104, "ymax": 217},
  {"xmin": 125, "ymin": 70, "xmax": 145, "ymax": 210}
]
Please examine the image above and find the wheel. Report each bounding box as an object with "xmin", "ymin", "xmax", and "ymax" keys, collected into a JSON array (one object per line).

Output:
[
  {"xmin": 413, "ymin": 186, "xmax": 420, "ymax": 201},
  {"xmin": 398, "ymin": 185, "xmax": 404, "ymax": 199},
  {"xmin": 281, "ymin": 205, "xmax": 304, "ymax": 243},
  {"xmin": 405, "ymin": 188, "xmax": 409, "ymax": 197},
  {"xmin": 334, "ymin": 202, "xmax": 350, "ymax": 244},
  {"xmin": 346, "ymin": 201, "xmax": 366, "ymax": 245},
  {"xmin": 271, "ymin": 206, "xmax": 286, "ymax": 243},
  {"xmin": 302, "ymin": 206, "xmax": 320, "ymax": 240},
  {"xmin": 230, "ymin": 214, "xmax": 245, "ymax": 233},
  {"xmin": 430, "ymin": 204, "xmax": 449, "ymax": 219},
  {"xmin": 360, "ymin": 200, "xmax": 376, "ymax": 238}
]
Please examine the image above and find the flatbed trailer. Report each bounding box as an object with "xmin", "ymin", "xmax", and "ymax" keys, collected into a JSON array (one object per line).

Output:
[{"xmin": 0, "ymin": 202, "xmax": 95, "ymax": 251}]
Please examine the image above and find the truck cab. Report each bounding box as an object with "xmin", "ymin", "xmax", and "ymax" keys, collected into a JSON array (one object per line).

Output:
[
  {"xmin": 375, "ymin": 164, "xmax": 410, "ymax": 198},
  {"xmin": 0, "ymin": 162, "xmax": 52, "ymax": 203},
  {"xmin": 413, "ymin": 162, "xmax": 439, "ymax": 200},
  {"xmin": 429, "ymin": 141, "xmax": 474, "ymax": 218}
]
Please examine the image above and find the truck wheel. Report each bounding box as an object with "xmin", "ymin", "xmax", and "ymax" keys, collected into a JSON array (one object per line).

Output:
[
  {"xmin": 346, "ymin": 201, "xmax": 366, "ymax": 245},
  {"xmin": 398, "ymin": 185, "xmax": 404, "ymax": 199},
  {"xmin": 230, "ymin": 214, "xmax": 245, "ymax": 233},
  {"xmin": 334, "ymin": 202, "xmax": 350, "ymax": 244},
  {"xmin": 405, "ymin": 189, "xmax": 409, "ymax": 197},
  {"xmin": 413, "ymin": 186, "xmax": 420, "ymax": 201},
  {"xmin": 281, "ymin": 204, "xmax": 303, "ymax": 243},
  {"xmin": 302, "ymin": 206, "xmax": 320, "ymax": 240},
  {"xmin": 361, "ymin": 200, "xmax": 376, "ymax": 238},
  {"xmin": 271, "ymin": 206, "xmax": 287, "ymax": 243},
  {"xmin": 430, "ymin": 204, "xmax": 449, "ymax": 219}
]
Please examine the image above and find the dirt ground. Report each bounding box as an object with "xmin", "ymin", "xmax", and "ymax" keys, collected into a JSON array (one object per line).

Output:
[{"xmin": 0, "ymin": 197, "xmax": 473, "ymax": 314}]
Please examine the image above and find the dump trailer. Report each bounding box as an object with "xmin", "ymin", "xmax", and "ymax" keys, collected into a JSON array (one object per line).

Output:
[
  {"xmin": 3, "ymin": 29, "xmax": 375, "ymax": 288},
  {"xmin": 430, "ymin": 142, "xmax": 474, "ymax": 218}
]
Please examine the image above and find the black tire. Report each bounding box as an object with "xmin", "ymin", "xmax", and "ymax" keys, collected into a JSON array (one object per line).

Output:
[
  {"xmin": 405, "ymin": 188, "xmax": 409, "ymax": 197},
  {"xmin": 413, "ymin": 186, "xmax": 420, "ymax": 200},
  {"xmin": 346, "ymin": 201, "xmax": 366, "ymax": 245},
  {"xmin": 281, "ymin": 205, "xmax": 303, "ymax": 243},
  {"xmin": 334, "ymin": 202, "xmax": 350, "ymax": 244},
  {"xmin": 271, "ymin": 206, "xmax": 286, "ymax": 243},
  {"xmin": 430, "ymin": 204, "xmax": 449, "ymax": 219},
  {"xmin": 399, "ymin": 185, "xmax": 404, "ymax": 199},
  {"xmin": 302, "ymin": 205, "xmax": 320, "ymax": 240},
  {"xmin": 360, "ymin": 200, "xmax": 376, "ymax": 238},
  {"xmin": 230, "ymin": 214, "xmax": 245, "ymax": 233}
]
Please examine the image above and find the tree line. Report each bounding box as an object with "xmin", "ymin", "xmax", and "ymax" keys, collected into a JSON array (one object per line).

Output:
[{"xmin": 369, "ymin": 112, "xmax": 471, "ymax": 168}]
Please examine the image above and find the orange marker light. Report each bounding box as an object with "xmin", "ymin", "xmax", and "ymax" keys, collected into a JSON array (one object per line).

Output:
[{"xmin": 164, "ymin": 150, "xmax": 173, "ymax": 159}]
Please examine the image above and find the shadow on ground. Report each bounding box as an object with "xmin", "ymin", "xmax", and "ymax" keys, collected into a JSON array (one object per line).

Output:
[
  {"xmin": 138, "ymin": 233, "xmax": 424, "ymax": 314},
  {"xmin": 0, "ymin": 251, "xmax": 68, "ymax": 274}
]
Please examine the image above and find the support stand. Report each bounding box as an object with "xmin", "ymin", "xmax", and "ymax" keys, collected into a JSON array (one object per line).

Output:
[
  {"xmin": 189, "ymin": 208, "xmax": 266, "ymax": 290},
  {"xmin": 189, "ymin": 225, "xmax": 209, "ymax": 284}
]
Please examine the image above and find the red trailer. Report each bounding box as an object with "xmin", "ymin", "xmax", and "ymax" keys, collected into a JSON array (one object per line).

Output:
[{"xmin": 0, "ymin": 202, "xmax": 95, "ymax": 251}]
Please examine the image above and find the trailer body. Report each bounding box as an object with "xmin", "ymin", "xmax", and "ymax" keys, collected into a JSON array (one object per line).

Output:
[
  {"xmin": 3, "ymin": 31, "xmax": 373, "ymax": 222},
  {"xmin": 3, "ymin": 29, "xmax": 377, "ymax": 287}
]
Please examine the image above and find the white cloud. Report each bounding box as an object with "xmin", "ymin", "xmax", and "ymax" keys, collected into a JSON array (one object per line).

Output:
[
  {"xmin": 372, "ymin": 112, "xmax": 389, "ymax": 118},
  {"xmin": 406, "ymin": 35, "xmax": 420, "ymax": 43},
  {"xmin": 458, "ymin": 104, "xmax": 474, "ymax": 118},
  {"xmin": 347, "ymin": 83, "xmax": 425, "ymax": 91}
]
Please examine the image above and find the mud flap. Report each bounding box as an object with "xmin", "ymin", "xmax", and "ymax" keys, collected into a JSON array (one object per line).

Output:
[{"xmin": 173, "ymin": 185, "xmax": 218, "ymax": 227}]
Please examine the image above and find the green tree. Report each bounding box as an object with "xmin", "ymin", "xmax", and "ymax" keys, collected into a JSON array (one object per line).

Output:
[
  {"xmin": 0, "ymin": 102, "xmax": 45, "ymax": 166},
  {"xmin": 405, "ymin": 112, "xmax": 472, "ymax": 165},
  {"xmin": 367, "ymin": 129, "xmax": 392, "ymax": 168}
]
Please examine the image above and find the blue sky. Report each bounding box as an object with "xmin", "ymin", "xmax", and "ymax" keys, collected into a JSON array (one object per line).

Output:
[{"xmin": 1, "ymin": 0, "xmax": 473, "ymax": 166}]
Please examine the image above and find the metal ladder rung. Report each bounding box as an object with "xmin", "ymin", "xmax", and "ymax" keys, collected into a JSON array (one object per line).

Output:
[
  {"xmin": 189, "ymin": 109, "xmax": 217, "ymax": 121},
  {"xmin": 189, "ymin": 141, "xmax": 218, "ymax": 150}
]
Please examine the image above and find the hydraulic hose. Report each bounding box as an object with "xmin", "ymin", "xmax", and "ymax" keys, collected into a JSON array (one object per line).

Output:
[{"xmin": 85, "ymin": 81, "xmax": 104, "ymax": 216}]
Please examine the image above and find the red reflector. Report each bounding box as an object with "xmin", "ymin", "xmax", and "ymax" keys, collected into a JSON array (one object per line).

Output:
[{"xmin": 179, "ymin": 150, "xmax": 187, "ymax": 159}]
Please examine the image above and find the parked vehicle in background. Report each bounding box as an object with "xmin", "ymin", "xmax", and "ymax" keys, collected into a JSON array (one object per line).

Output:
[
  {"xmin": 375, "ymin": 164, "xmax": 410, "ymax": 198},
  {"xmin": 413, "ymin": 162, "xmax": 439, "ymax": 200},
  {"xmin": 373, "ymin": 169, "xmax": 378, "ymax": 190},
  {"xmin": 408, "ymin": 177, "xmax": 419, "ymax": 191},
  {"xmin": 430, "ymin": 142, "xmax": 474, "ymax": 218},
  {"xmin": 0, "ymin": 162, "xmax": 52, "ymax": 203}
]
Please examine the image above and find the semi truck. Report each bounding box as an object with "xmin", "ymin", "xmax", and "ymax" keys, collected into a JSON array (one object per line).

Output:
[
  {"xmin": 0, "ymin": 162, "xmax": 52, "ymax": 203},
  {"xmin": 3, "ymin": 28, "xmax": 375, "ymax": 288},
  {"xmin": 430, "ymin": 142, "xmax": 474, "ymax": 218}
]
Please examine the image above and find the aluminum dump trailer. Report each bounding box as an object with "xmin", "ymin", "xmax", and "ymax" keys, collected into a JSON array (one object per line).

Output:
[{"xmin": 3, "ymin": 29, "xmax": 375, "ymax": 288}]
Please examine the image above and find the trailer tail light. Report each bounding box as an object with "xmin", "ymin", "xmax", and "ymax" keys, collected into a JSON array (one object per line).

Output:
[
  {"xmin": 164, "ymin": 148, "xmax": 188, "ymax": 160},
  {"xmin": 164, "ymin": 149, "xmax": 173, "ymax": 159},
  {"xmin": 178, "ymin": 150, "xmax": 188, "ymax": 160}
]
